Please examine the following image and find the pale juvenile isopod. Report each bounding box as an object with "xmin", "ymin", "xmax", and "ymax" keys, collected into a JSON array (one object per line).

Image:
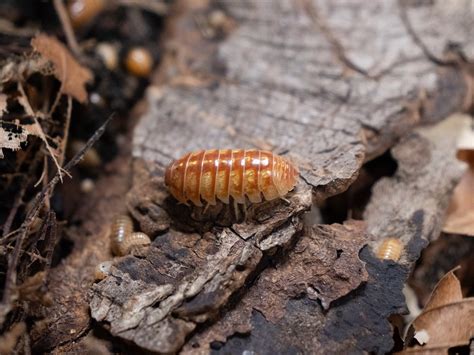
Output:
[
  {"xmin": 109, "ymin": 215, "xmax": 151, "ymax": 256},
  {"xmin": 376, "ymin": 238, "xmax": 403, "ymax": 261},
  {"xmin": 94, "ymin": 261, "xmax": 113, "ymax": 280},
  {"xmin": 164, "ymin": 149, "xmax": 299, "ymax": 206},
  {"xmin": 117, "ymin": 232, "xmax": 151, "ymax": 256}
]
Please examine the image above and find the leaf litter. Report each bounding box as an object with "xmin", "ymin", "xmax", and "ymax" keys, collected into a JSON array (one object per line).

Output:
[
  {"xmin": 401, "ymin": 267, "xmax": 474, "ymax": 353},
  {"xmin": 443, "ymin": 120, "xmax": 474, "ymax": 237}
]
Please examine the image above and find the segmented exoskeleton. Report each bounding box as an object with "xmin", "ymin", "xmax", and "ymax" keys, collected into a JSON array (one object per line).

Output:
[
  {"xmin": 109, "ymin": 215, "xmax": 151, "ymax": 256},
  {"xmin": 376, "ymin": 238, "xmax": 403, "ymax": 261},
  {"xmin": 164, "ymin": 149, "xmax": 299, "ymax": 206}
]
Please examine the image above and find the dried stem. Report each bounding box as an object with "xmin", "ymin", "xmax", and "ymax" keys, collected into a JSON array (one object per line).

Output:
[
  {"xmin": 59, "ymin": 96, "xmax": 72, "ymax": 166},
  {"xmin": 0, "ymin": 115, "xmax": 113, "ymax": 327},
  {"xmin": 17, "ymin": 82, "xmax": 69, "ymax": 182},
  {"xmin": 116, "ymin": 0, "xmax": 168, "ymax": 15},
  {"xmin": 53, "ymin": 0, "xmax": 81, "ymax": 57}
]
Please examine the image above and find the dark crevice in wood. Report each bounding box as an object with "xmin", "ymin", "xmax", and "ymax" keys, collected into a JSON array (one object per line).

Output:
[{"xmin": 320, "ymin": 149, "xmax": 398, "ymax": 224}]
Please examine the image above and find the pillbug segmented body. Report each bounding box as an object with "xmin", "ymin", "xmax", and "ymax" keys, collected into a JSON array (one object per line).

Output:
[
  {"xmin": 109, "ymin": 215, "xmax": 151, "ymax": 256},
  {"xmin": 376, "ymin": 238, "xmax": 403, "ymax": 261},
  {"xmin": 118, "ymin": 232, "xmax": 151, "ymax": 256},
  {"xmin": 165, "ymin": 149, "xmax": 299, "ymax": 206},
  {"xmin": 110, "ymin": 215, "xmax": 133, "ymax": 256}
]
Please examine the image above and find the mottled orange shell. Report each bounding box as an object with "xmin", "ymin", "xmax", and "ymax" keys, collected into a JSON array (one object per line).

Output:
[{"xmin": 165, "ymin": 149, "xmax": 299, "ymax": 206}]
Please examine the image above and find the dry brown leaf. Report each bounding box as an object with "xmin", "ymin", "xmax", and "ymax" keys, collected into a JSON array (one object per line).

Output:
[
  {"xmin": 456, "ymin": 125, "xmax": 474, "ymax": 166},
  {"xmin": 443, "ymin": 169, "xmax": 474, "ymax": 236},
  {"xmin": 443, "ymin": 125, "xmax": 474, "ymax": 237},
  {"xmin": 0, "ymin": 121, "xmax": 62, "ymax": 160},
  {"xmin": 422, "ymin": 266, "xmax": 463, "ymax": 312},
  {"xmin": 402, "ymin": 268, "xmax": 474, "ymax": 353},
  {"xmin": 0, "ymin": 322, "xmax": 26, "ymax": 354},
  {"xmin": 31, "ymin": 34, "xmax": 92, "ymax": 103},
  {"xmin": 0, "ymin": 123, "xmax": 29, "ymax": 158}
]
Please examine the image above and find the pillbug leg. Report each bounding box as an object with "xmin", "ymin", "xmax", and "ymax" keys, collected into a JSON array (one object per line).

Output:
[
  {"xmin": 203, "ymin": 202, "xmax": 210, "ymax": 214},
  {"xmin": 243, "ymin": 199, "xmax": 248, "ymax": 220},
  {"xmin": 279, "ymin": 196, "xmax": 291, "ymax": 205},
  {"xmin": 233, "ymin": 199, "xmax": 240, "ymax": 221}
]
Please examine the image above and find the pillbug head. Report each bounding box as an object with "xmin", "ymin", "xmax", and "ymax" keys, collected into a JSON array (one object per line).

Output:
[
  {"xmin": 94, "ymin": 261, "xmax": 113, "ymax": 280},
  {"xmin": 165, "ymin": 154, "xmax": 189, "ymax": 204},
  {"xmin": 272, "ymin": 155, "xmax": 299, "ymax": 195}
]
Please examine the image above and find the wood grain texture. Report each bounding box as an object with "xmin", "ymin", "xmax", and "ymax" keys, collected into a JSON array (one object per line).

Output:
[
  {"xmin": 89, "ymin": 0, "xmax": 474, "ymax": 353},
  {"xmin": 134, "ymin": 0, "xmax": 472, "ymax": 201},
  {"xmin": 183, "ymin": 115, "xmax": 466, "ymax": 355}
]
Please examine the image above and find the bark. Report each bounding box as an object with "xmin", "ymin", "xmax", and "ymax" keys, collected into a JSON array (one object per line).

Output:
[{"xmin": 34, "ymin": 0, "xmax": 474, "ymax": 353}]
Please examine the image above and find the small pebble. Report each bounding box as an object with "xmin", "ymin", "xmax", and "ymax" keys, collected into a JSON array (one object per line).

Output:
[
  {"xmin": 80, "ymin": 178, "xmax": 95, "ymax": 193},
  {"xmin": 96, "ymin": 42, "xmax": 118, "ymax": 71},
  {"xmin": 125, "ymin": 47, "xmax": 154, "ymax": 77},
  {"xmin": 67, "ymin": 0, "xmax": 106, "ymax": 28}
]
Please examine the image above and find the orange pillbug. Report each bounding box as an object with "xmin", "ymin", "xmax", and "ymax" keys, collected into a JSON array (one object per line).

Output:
[
  {"xmin": 376, "ymin": 238, "xmax": 403, "ymax": 261},
  {"xmin": 164, "ymin": 149, "xmax": 299, "ymax": 206}
]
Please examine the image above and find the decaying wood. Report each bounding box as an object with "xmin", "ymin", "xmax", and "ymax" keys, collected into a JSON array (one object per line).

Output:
[
  {"xmin": 33, "ymin": 0, "xmax": 473, "ymax": 352},
  {"xmin": 181, "ymin": 116, "xmax": 465, "ymax": 354},
  {"xmin": 90, "ymin": 163, "xmax": 312, "ymax": 353},
  {"xmin": 135, "ymin": 0, "xmax": 472, "ymax": 201}
]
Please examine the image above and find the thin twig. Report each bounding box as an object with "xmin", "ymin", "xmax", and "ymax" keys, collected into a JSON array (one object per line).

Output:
[
  {"xmin": 2, "ymin": 245, "xmax": 48, "ymax": 263},
  {"xmin": 0, "ymin": 115, "xmax": 113, "ymax": 326},
  {"xmin": 47, "ymin": 89, "xmax": 63, "ymax": 118},
  {"xmin": 33, "ymin": 156, "xmax": 47, "ymax": 188},
  {"xmin": 59, "ymin": 96, "xmax": 72, "ymax": 166},
  {"xmin": 43, "ymin": 212, "xmax": 58, "ymax": 270},
  {"xmin": 47, "ymin": 49, "xmax": 67, "ymax": 117},
  {"xmin": 53, "ymin": 0, "xmax": 81, "ymax": 57},
  {"xmin": 116, "ymin": 0, "xmax": 168, "ymax": 15},
  {"xmin": 2, "ymin": 185, "xmax": 26, "ymax": 238},
  {"xmin": 2, "ymin": 147, "xmax": 42, "ymax": 237},
  {"xmin": 17, "ymin": 82, "xmax": 68, "ymax": 182}
]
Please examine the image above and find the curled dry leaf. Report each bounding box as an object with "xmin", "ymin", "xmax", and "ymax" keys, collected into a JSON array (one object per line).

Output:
[
  {"xmin": 443, "ymin": 170, "xmax": 474, "ymax": 236},
  {"xmin": 402, "ymin": 268, "xmax": 474, "ymax": 353},
  {"xmin": 0, "ymin": 93, "xmax": 21, "ymax": 158},
  {"xmin": 0, "ymin": 120, "xmax": 61, "ymax": 159},
  {"xmin": 443, "ymin": 123, "xmax": 474, "ymax": 236},
  {"xmin": 31, "ymin": 34, "xmax": 93, "ymax": 103},
  {"xmin": 0, "ymin": 123, "xmax": 29, "ymax": 158}
]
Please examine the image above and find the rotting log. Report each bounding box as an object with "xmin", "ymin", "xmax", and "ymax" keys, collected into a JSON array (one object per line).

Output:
[
  {"xmin": 33, "ymin": 0, "xmax": 473, "ymax": 353},
  {"xmin": 181, "ymin": 116, "xmax": 466, "ymax": 354}
]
